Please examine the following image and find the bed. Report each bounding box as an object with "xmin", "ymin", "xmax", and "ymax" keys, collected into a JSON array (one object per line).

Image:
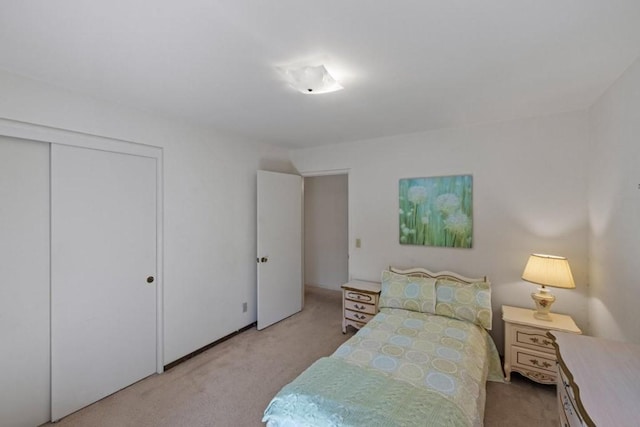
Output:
[{"xmin": 262, "ymin": 267, "xmax": 504, "ymax": 427}]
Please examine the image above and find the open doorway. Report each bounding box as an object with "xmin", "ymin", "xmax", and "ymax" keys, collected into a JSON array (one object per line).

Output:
[{"xmin": 304, "ymin": 174, "xmax": 349, "ymax": 291}]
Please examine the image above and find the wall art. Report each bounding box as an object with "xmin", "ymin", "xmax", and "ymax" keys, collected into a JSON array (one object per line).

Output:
[{"xmin": 399, "ymin": 175, "xmax": 472, "ymax": 248}]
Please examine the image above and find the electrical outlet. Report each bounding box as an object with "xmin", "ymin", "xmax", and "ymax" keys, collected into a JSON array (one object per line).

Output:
[{"xmin": 242, "ymin": 302, "xmax": 247, "ymax": 313}]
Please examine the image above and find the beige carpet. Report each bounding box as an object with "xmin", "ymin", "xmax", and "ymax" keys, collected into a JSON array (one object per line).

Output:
[{"xmin": 45, "ymin": 286, "xmax": 557, "ymax": 427}]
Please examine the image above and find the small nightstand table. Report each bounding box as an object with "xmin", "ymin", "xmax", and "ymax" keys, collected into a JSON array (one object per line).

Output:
[
  {"xmin": 502, "ymin": 305, "xmax": 581, "ymax": 384},
  {"xmin": 341, "ymin": 281, "xmax": 381, "ymax": 333}
]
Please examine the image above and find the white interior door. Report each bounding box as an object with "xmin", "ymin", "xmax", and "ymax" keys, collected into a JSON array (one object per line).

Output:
[
  {"xmin": 51, "ymin": 144, "xmax": 157, "ymax": 421},
  {"xmin": 257, "ymin": 170, "xmax": 303, "ymax": 330}
]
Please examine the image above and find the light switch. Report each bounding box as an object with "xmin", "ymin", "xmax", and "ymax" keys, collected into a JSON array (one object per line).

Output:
[{"xmin": 355, "ymin": 238, "xmax": 361, "ymax": 248}]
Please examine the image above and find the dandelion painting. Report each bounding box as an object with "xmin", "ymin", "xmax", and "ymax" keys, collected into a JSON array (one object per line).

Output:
[{"xmin": 399, "ymin": 175, "xmax": 473, "ymax": 248}]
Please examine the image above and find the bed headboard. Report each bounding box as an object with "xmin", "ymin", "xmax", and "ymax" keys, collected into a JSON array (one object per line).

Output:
[{"xmin": 389, "ymin": 266, "xmax": 487, "ymax": 284}]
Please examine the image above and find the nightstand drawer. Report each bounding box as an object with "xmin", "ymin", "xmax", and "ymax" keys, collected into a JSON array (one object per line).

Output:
[
  {"xmin": 345, "ymin": 309, "xmax": 374, "ymax": 324},
  {"xmin": 511, "ymin": 325, "xmax": 555, "ymax": 353},
  {"xmin": 345, "ymin": 290, "xmax": 375, "ymax": 304},
  {"xmin": 511, "ymin": 345, "xmax": 557, "ymax": 376},
  {"xmin": 344, "ymin": 299, "xmax": 376, "ymax": 315}
]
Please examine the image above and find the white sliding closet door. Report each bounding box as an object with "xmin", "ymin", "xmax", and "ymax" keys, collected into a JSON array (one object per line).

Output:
[{"xmin": 51, "ymin": 144, "xmax": 157, "ymax": 421}]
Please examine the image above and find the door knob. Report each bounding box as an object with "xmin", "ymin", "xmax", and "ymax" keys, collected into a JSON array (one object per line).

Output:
[
  {"xmin": 260, "ymin": 257, "xmax": 268, "ymax": 263},
  {"xmin": 146, "ymin": 276, "xmax": 155, "ymax": 283}
]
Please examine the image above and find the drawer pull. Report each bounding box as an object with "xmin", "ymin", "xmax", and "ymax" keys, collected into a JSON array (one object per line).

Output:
[
  {"xmin": 354, "ymin": 313, "xmax": 366, "ymax": 320},
  {"xmin": 530, "ymin": 358, "xmax": 552, "ymax": 369},
  {"xmin": 562, "ymin": 395, "xmax": 574, "ymax": 416},
  {"xmin": 529, "ymin": 337, "xmax": 552, "ymax": 346},
  {"xmin": 355, "ymin": 304, "xmax": 365, "ymax": 310},
  {"xmin": 347, "ymin": 292, "xmax": 372, "ymax": 302}
]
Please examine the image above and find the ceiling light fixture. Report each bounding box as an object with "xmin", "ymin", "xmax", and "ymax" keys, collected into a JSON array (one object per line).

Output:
[{"xmin": 278, "ymin": 64, "xmax": 343, "ymax": 94}]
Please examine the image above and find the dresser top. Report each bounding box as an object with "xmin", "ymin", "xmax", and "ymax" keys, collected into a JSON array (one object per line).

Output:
[
  {"xmin": 502, "ymin": 305, "xmax": 581, "ymax": 333},
  {"xmin": 551, "ymin": 331, "xmax": 640, "ymax": 426},
  {"xmin": 341, "ymin": 280, "xmax": 381, "ymax": 294}
]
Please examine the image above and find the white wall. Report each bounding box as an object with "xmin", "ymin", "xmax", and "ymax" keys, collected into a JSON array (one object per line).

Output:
[
  {"xmin": 291, "ymin": 111, "xmax": 590, "ymax": 351},
  {"xmin": 0, "ymin": 69, "xmax": 294, "ymax": 425},
  {"xmin": 588, "ymin": 57, "xmax": 640, "ymax": 344},
  {"xmin": 0, "ymin": 137, "xmax": 50, "ymax": 427},
  {"xmin": 304, "ymin": 175, "xmax": 349, "ymax": 290}
]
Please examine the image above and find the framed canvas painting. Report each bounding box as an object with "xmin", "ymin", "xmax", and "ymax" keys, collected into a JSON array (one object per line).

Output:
[{"xmin": 399, "ymin": 175, "xmax": 472, "ymax": 248}]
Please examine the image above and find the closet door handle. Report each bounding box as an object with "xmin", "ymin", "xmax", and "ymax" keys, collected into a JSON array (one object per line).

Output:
[{"xmin": 146, "ymin": 276, "xmax": 155, "ymax": 283}]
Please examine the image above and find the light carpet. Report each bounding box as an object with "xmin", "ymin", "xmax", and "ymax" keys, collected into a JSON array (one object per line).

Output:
[{"xmin": 44, "ymin": 286, "xmax": 557, "ymax": 427}]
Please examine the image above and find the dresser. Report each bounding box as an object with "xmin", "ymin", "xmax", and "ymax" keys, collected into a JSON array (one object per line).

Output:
[
  {"xmin": 550, "ymin": 331, "xmax": 640, "ymax": 427},
  {"xmin": 502, "ymin": 305, "xmax": 581, "ymax": 384},
  {"xmin": 341, "ymin": 280, "xmax": 381, "ymax": 333}
]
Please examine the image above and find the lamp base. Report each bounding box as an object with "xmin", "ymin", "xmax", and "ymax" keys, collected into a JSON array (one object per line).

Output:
[{"xmin": 531, "ymin": 286, "xmax": 556, "ymax": 321}]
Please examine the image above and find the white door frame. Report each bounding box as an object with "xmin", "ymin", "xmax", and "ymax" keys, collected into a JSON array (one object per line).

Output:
[
  {"xmin": 300, "ymin": 168, "xmax": 351, "ymax": 282},
  {"xmin": 0, "ymin": 117, "xmax": 164, "ymax": 373}
]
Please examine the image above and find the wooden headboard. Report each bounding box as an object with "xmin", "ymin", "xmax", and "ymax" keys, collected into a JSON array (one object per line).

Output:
[{"xmin": 389, "ymin": 266, "xmax": 488, "ymax": 284}]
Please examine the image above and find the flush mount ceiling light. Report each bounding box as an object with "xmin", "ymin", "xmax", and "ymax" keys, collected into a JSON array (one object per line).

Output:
[{"xmin": 278, "ymin": 64, "xmax": 343, "ymax": 94}]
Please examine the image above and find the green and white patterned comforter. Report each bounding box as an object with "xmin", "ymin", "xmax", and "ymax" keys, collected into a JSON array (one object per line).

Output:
[{"xmin": 263, "ymin": 308, "xmax": 503, "ymax": 427}]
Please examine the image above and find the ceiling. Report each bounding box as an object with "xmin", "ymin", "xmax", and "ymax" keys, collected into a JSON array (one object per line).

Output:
[{"xmin": 1, "ymin": 1, "xmax": 640, "ymax": 149}]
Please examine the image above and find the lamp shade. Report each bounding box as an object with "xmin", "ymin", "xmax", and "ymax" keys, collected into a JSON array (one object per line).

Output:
[{"xmin": 521, "ymin": 253, "xmax": 575, "ymax": 289}]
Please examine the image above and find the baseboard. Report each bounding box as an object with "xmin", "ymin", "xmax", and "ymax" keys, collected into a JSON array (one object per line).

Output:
[
  {"xmin": 305, "ymin": 283, "xmax": 342, "ymax": 292},
  {"xmin": 164, "ymin": 322, "xmax": 256, "ymax": 371}
]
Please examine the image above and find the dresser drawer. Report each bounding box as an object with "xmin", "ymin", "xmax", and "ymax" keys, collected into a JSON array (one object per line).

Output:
[
  {"xmin": 558, "ymin": 398, "xmax": 572, "ymax": 427},
  {"xmin": 557, "ymin": 364, "xmax": 585, "ymax": 426},
  {"xmin": 511, "ymin": 324, "xmax": 555, "ymax": 353},
  {"xmin": 345, "ymin": 309, "xmax": 374, "ymax": 324},
  {"xmin": 344, "ymin": 299, "xmax": 376, "ymax": 315},
  {"xmin": 345, "ymin": 290, "xmax": 375, "ymax": 304}
]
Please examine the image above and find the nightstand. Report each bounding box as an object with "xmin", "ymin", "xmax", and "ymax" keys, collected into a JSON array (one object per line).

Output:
[
  {"xmin": 341, "ymin": 280, "xmax": 381, "ymax": 333},
  {"xmin": 502, "ymin": 305, "xmax": 581, "ymax": 384}
]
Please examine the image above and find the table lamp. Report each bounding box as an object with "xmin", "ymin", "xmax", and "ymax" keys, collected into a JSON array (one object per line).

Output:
[{"xmin": 521, "ymin": 253, "xmax": 575, "ymax": 321}]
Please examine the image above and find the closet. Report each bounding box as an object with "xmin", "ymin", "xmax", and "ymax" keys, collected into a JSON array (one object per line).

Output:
[{"xmin": 0, "ymin": 126, "xmax": 163, "ymax": 426}]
